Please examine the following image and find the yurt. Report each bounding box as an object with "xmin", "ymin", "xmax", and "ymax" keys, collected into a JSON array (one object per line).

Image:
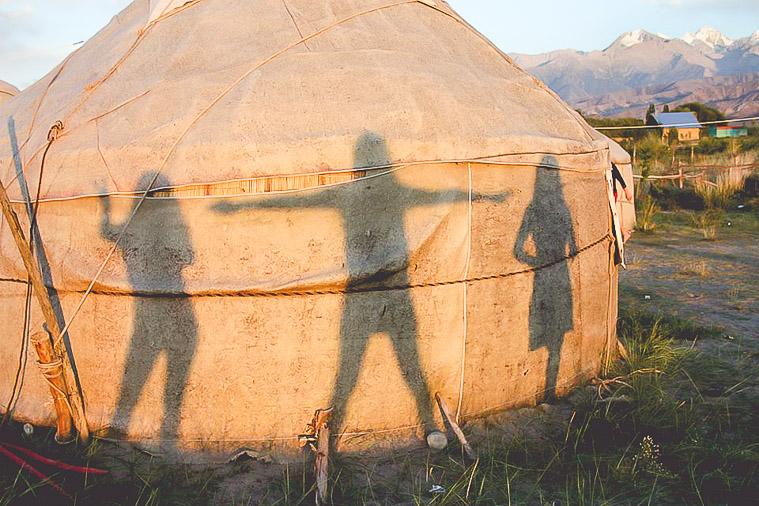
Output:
[
  {"xmin": 0, "ymin": 81, "xmax": 18, "ymax": 106},
  {"xmin": 0, "ymin": 0, "xmax": 621, "ymax": 458},
  {"xmin": 608, "ymin": 138, "xmax": 636, "ymax": 237}
]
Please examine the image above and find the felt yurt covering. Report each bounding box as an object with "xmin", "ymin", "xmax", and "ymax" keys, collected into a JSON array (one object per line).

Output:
[
  {"xmin": 0, "ymin": 81, "xmax": 18, "ymax": 106},
  {"xmin": 0, "ymin": 0, "xmax": 620, "ymax": 458}
]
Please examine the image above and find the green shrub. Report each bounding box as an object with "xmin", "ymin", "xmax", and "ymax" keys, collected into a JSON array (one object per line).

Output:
[
  {"xmin": 673, "ymin": 103, "xmax": 726, "ymax": 123},
  {"xmin": 695, "ymin": 137, "xmax": 729, "ymax": 155},
  {"xmin": 582, "ymin": 114, "xmax": 647, "ymax": 141},
  {"xmin": 742, "ymin": 172, "xmax": 759, "ymax": 198},
  {"xmin": 637, "ymin": 134, "xmax": 671, "ymax": 173},
  {"xmin": 739, "ymin": 134, "xmax": 759, "ymax": 153},
  {"xmin": 649, "ymin": 184, "xmax": 704, "ymax": 211},
  {"xmin": 694, "ymin": 176, "xmax": 742, "ymax": 209}
]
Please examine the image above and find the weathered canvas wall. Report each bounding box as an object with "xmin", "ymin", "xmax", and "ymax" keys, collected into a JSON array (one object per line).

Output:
[
  {"xmin": 0, "ymin": 0, "xmax": 618, "ymax": 459},
  {"xmin": 1, "ymin": 154, "xmax": 615, "ymax": 457}
]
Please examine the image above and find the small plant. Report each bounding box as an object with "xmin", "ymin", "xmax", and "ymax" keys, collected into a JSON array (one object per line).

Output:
[
  {"xmin": 636, "ymin": 194, "xmax": 659, "ymax": 232},
  {"xmin": 690, "ymin": 209, "xmax": 724, "ymax": 241},
  {"xmin": 632, "ymin": 435, "xmax": 675, "ymax": 479},
  {"xmin": 678, "ymin": 260, "xmax": 710, "ymax": 277}
]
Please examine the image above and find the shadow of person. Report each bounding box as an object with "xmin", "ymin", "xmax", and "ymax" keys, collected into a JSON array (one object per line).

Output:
[
  {"xmin": 102, "ymin": 173, "xmax": 197, "ymax": 451},
  {"xmin": 514, "ymin": 157, "xmax": 577, "ymax": 399},
  {"xmin": 215, "ymin": 132, "xmax": 505, "ymax": 437}
]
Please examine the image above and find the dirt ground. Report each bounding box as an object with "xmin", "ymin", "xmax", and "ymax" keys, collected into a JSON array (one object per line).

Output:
[{"xmin": 621, "ymin": 211, "xmax": 759, "ymax": 341}]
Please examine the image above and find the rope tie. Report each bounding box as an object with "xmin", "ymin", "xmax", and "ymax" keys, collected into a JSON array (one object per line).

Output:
[
  {"xmin": 34, "ymin": 358, "xmax": 74, "ymax": 414},
  {"xmin": 47, "ymin": 121, "xmax": 64, "ymax": 142},
  {"xmin": 36, "ymin": 359, "xmax": 64, "ymax": 379}
]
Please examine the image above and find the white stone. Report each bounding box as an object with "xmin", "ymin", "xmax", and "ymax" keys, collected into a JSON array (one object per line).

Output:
[{"xmin": 426, "ymin": 431, "xmax": 448, "ymax": 450}]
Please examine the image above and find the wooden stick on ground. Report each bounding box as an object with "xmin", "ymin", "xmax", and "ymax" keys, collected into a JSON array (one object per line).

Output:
[
  {"xmin": 314, "ymin": 410, "xmax": 331, "ymax": 506},
  {"xmin": 0, "ymin": 181, "xmax": 89, "ymax": 442},
  {"xmin": 30, "ymin": 331, "xmax": 74, "ymax": 443},
  {"xmin": 435, "ymin": 393, "xmax": 476, "ymax": 460}
]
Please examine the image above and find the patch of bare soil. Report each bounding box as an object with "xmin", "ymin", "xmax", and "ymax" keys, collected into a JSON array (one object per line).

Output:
[{"xmin": 622, "ymin": 225, "xmax": 758, "ymax": 341}]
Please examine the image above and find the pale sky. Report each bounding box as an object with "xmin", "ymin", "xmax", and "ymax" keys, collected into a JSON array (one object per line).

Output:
[{"xmin": 1, "ymin": 0, "xmax": 757, "ymax": 89}]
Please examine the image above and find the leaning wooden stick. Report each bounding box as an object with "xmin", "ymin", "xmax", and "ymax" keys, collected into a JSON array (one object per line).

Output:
[
  {"xmin": 31, "ymin": 331, "xmax": 74, "ymax": 443},
  {"xmin": 435, "ymin": 393, "xmax": 476, "ymax": 460},
  {"xmin": 314, "ymin": 412, "xmax": 331, "ymax": 506},
  {"xmin": 299, "ymin": 408, "xmax": 333, "ymax": 506},
  {"xmin": 0, "ymin": 181, "xmax": 89, "ymax": 442}
]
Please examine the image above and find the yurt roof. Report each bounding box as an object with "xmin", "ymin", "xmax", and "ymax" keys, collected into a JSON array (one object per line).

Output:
[
  {"xmin": 0, "ymin": 0, "xmax": 608, "ymax": 201},
  {"xmin": 607, "ymin": 137, "xmax": 632, "ymax": 166},
  {"xmin": 0, "ymin": 80, "xmax": 18, "ymax": 105}
]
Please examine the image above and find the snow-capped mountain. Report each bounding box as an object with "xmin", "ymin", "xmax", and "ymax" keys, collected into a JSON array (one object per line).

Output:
[
  {"xmin": 614, "ymin": 29, "xmax": 660, "ymax": 48},
  {"xmin": 512, "ymin": 27, "xmax": 759, "ymax": 118},
  {"xmin": 683, "ymin": 26, "xmax": 734, "ymax": 50}
]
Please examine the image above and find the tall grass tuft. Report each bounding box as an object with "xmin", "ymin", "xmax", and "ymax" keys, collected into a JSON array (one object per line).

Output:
[
  {"xmin": 636, "ymin": 194, "xmax": 659, "ymax": 232},
  {"xmin": 694, "ymin": 175, "xmax": 743, "ymax": 209},
  {"xmin": 689, "ymin": 209, "xmax": 724, "ymax": 241}
]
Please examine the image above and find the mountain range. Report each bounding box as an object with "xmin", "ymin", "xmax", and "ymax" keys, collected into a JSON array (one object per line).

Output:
[{"xmin": 512, "ymin": 27, "xmax": 759, "ymax": 119}]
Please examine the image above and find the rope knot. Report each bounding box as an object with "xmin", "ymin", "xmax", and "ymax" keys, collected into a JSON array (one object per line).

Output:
[{"xmin": 47, "ymin": 121, "xmax": 64, "ymax": 142}]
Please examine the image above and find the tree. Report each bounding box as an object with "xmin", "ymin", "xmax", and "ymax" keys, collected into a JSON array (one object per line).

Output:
[
  {"xmin": 645, "ymin": 103, "xmax": 657, "ymax": 126},
  {"xmin": 667, "ymin": 128, "xmax": 679, "ymax": 146},
  {"xmin": 663, "ymin": 104, "xmax": 670, "ymax": 113},
  {"xmin": 673, "ymin": 102, "xmax": 725, "ymax": 123},
  {"xmin": 580, "ymin": 113, "xmax": 647, "ymax": 141}
]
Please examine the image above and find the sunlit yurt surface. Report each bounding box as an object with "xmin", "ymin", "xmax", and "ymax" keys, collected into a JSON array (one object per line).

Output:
[
  {"xmin": 0, "ymin": 0, "xmax": 620, "ymax": 459},
  {"xmin": 0, "ymin": 80, "xmax": 18, "ymax": 106}
]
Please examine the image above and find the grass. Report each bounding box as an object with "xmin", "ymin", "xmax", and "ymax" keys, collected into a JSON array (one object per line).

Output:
[
  {"xmin": 689, "ymin": 210, "xmax": 724, "ymax": 241},
  {"xmin": 1, "ymin": 310, "xmax": 754, "ymax": 505},
  {"xmin": 694, "ymin": 177, "xmax": 743, "ymax": 211},
  {"xmin": 636, "ymin": 195, "xmax": 660, "ymax": 233},
  {"xmin": 268, "ymin": 308, "xmax": 753, "ymax": 505},
  {"xmin": 0, "ymin": 432, "xmax": 219, "ymax": 506},
  {"xmin": 637, "ymin": 208, "xmax": 757, "ymax": 242},
  {"xmin": 619, "ymin": 286, "xmax": 724, "ymax": 342}
]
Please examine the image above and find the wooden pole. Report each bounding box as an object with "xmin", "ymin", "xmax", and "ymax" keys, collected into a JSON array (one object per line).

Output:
[
  {"xmin": 300, "ymin": 408, "xmax": 333, "ymax": 506},
  {"xmin": 435, "ymin": 393, "xmax": 475, "ymax": 460},
  {"xmin": 31, "ymin": 331, "xmax": 74, "ymax": 443},
  {"xmin": 0, "ymin": 181, "xmax": 89, "ymax": 442},
  {"xmin": 314, "ymin": 422, "xmax": 330, "ymax": 506}
]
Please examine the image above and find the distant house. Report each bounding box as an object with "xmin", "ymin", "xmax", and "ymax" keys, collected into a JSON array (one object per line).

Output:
[
  {"xmin": 652, "ymin": 112, "xmax": 702, "ymax": 143},
  {"xmin": 708, "ymin": 125, "xmax": 748, "ymax": 138}
]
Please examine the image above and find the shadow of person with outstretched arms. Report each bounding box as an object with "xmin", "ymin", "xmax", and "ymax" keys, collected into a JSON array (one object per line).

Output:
[
  {"xmin": 514, "ymin": 156, "xmax": 577, "ymax": 399},
  {"xmin": 215, "ymin": 132, "xmax": 506, "ymax": 438},
  {"xmin": 102, "ymin": 173, "xmax": 198, "ymax": 452}
]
